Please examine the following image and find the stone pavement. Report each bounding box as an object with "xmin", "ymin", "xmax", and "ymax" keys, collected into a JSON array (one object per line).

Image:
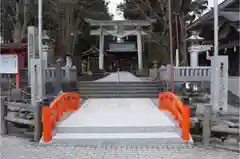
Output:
[{"xmin": 0, "ymin": 135, "xmax": 239, "ymax": 159}]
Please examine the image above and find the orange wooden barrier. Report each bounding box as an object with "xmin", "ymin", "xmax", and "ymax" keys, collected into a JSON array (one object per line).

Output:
[
  {"xmin": 158, "ymin": 92, "xmax": 190, "ymax": 141},
  {"xmin": 42, "ymin": 92, "xmax": 80, "ymax": 142}
]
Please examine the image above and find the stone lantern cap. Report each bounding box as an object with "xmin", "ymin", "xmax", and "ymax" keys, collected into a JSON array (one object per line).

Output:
[
  {"xmin": 42, "ymin": 30, "xmax": 55, "ymax": 44},
  {"xmin": 187, "ymin": 34, "xmax": 204, "ymax": 41},
  {"xmin": 187, "ymin": 31, "xmax": 204, "ymax": 41},
  {"xmin": 43, "ymin": 30, "xmax": 50, "ymax": 40}
]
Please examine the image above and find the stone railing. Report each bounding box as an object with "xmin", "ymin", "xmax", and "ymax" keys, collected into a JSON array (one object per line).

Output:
[
  {"xmin": 45, "ymin": 67, "xmax": 77, "ymax": 82},
  {"xmin": 171, "ymin": 66, "xmax": 211, "ymax": 81},
  {"xmin": 150, "ymin": 65, "xmax": 211, "ymax": 81},
  {"xmin": 0, "ymin": 67, "xmax": 77, "ymax": 83}
]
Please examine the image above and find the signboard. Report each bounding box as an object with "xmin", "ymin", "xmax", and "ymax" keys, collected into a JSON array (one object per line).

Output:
[
  {"xmin": 0, "ymin": 54, "xmax": 18, "ymax": 74},
  {"xmin": 109, "ymin": 43, "xmax": 136, "ymax": 52},
  {"xmin": 211, "ymin": 56, "xmax": 228, "ymax": 113}
]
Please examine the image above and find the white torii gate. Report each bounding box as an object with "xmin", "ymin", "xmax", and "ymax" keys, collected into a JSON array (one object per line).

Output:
[{"xmin": 85, "ymin": 19, "xmax": 155, "ymax": 71}]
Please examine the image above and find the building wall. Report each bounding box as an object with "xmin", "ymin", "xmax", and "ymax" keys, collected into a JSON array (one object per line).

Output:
[{"xmin": 199, "ymin": 46, "xmax": 239, "ymax": 76}]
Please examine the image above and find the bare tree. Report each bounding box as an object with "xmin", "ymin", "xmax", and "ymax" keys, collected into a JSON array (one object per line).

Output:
[
  {"xmin": 1, "ymin": 0, "xmax": 34, "ymax": 43},
  {"xmin": 45, "ymin": 0, "xmax": 111, "ymax": 56},
  {"xmin": 118, "ymin": 0, "xmax": 208, "ymax": 65}
]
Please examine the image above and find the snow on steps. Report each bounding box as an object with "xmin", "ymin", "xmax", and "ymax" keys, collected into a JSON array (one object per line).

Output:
[{"xmin": 50, "ymin": 132, "xmax": 185, "ymax": 145}]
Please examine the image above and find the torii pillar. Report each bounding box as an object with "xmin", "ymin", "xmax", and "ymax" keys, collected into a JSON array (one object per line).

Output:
[
  {"xmin": 137, "ymin": 28, "xmax": 143, "ymax": 70},
  {"xmin": 99, "ymin": 26, "xmax": 104, "ymax": 70}
]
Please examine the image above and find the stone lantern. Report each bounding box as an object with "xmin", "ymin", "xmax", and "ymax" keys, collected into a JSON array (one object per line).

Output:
[
  {"xmin": 187, "ymin": 31, "xmax": 212, "ymax": 67},
  {"xmin": 42, "ymin": 30, "xmax": 54, "ymax": 68},
  {"xmin": 187, "ymin": 31, "xmax": 204, "ymax": 67}
]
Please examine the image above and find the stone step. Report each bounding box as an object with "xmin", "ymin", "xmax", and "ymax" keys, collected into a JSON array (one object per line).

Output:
[
  {"xmin": 56, "ymin": 126, "xmax": 180, "ymax": 134},
  {"xmin": 78, "ymin": 88, "xmax": 162, "ymax": 95},
  {"xmin": 51, "ymin": 132, "xmax": 184, "ymax": 145},
  {"xmin": 79, "ymin": 90, "xmax": 160, "ymax": 94},
  {"xmin": 79, "ymin": 94, "xmax": 159, "ymax": 98},
  {"xmin": 78, "ymin": 82, "xmax": 165, "ymax": 87},
  {"xmin": 77, "ymin": 80, "xmax": 166, "ymax": 98},
  {"xmin": 79, "ymin": 85, "xmax": 161, "ymax": 89},
  {"xmin": 79, "ymin": 86, "xmax": 162, "ymax": 90}
]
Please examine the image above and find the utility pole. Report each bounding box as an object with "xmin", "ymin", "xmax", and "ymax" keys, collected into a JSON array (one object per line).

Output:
[
  {"xmin": 168, "ymin": 0, "xmax": 174, "ymax": 91},
  {"xmin": 38, "ymin": 0, "xmax": 45, "ymax": 101},
  {"xmin": 175, "ymin": 14, "xmax": 179, "ymax": 67},
  {"xmin": 168, "ymin": 0, "xmax": 173, "ymax": 64},
  {"xmin": 214, "ymin": 0, "xmax": 219, "ymax": 56}
]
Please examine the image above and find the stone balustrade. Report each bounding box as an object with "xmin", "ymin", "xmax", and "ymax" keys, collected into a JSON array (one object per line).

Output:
[
  {"xmin": 45, "ymin": 67, "xmax": 77, "ymax": 82},
  {"xmin": 150, "ymin": 65, "xmax": 211, "ymax": 81},
  {"xmin": 0, "ymin": 67, "xmax": 77, "ymax": 83}
]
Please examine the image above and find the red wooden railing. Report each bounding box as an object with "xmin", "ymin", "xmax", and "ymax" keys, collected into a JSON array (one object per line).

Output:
[
  {"xmin": 42, "ymin": 92, "xmax": 80, "ymax": 142},
  {"xmin": 158, "ymin": 92, "xmax": 190, "ymax": 141}
]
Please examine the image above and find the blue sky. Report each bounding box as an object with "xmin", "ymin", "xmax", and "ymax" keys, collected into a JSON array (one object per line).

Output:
[{"xmin": 107, "ymin": 0, "xmax": 225, "ymax": 20}]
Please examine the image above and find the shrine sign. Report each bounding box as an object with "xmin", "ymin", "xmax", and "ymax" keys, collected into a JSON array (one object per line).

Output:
[{"xmin": 0, "ymin": 54, "xmax": 18, "ymax": 74}]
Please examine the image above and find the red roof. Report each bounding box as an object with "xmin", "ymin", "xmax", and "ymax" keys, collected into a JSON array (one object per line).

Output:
[{"xmin": 0, "ymin": 43, "xmax": 27, "ymax": 54}]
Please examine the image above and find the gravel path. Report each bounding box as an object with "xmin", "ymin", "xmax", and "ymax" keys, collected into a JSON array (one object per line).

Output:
[{"xmin": 0, "ymin": 135, "xmax": 239, "ymax": 159}]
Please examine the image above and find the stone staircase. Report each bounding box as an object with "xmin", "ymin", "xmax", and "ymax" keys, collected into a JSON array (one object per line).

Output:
[{"xmin": 78, "ymin": 81, "xmax": 167, "ymax": 98}]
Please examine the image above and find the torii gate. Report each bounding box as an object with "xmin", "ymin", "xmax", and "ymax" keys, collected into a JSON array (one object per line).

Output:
[{"xmin": 85, "ymin": 19, "xmax": 155, "ymax": 71}]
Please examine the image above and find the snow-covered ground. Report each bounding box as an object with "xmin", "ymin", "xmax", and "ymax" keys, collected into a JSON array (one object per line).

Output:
[{"xmin": 95, "ymin": 71, "xmax": 141, "ymax": 82}]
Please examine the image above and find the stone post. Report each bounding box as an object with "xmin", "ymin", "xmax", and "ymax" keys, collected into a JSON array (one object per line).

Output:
[
  {"xmin": 203, "ymin": 104, "xmax": 212, "ymax": 148},
  {"xmin": 0, "ymin": 81, "xmax": 7, "ymax": 134},
  {"xmin": 55, "ymin": 62, "xmax": 62, "ymax": 95},
  {"xmin": 190, "ymin": 51, "xmax": 199, "ymax": 67},
  {"xmin": 175, "ymin": 49, "xmax": 179, "ymax": 67},
  {"xmin": 210, "ymin": 56, "xmax": 228, "ymax": 113}
]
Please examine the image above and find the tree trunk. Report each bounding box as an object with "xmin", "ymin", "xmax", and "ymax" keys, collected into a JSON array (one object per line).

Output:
[
  {"xmin": 12, "ymin": 0, "xmax": 29, "ymax": 43},
  {"xmin": 60, "ymin": 6, "xmax": 79, "ymax": 56},
  {"xmin": 13, "ymin": 22, "xmax": 22, "ymax": 43},
  {"xmin": 179, "ymin": 15, "xmax": 188, "ymax": 66}
]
